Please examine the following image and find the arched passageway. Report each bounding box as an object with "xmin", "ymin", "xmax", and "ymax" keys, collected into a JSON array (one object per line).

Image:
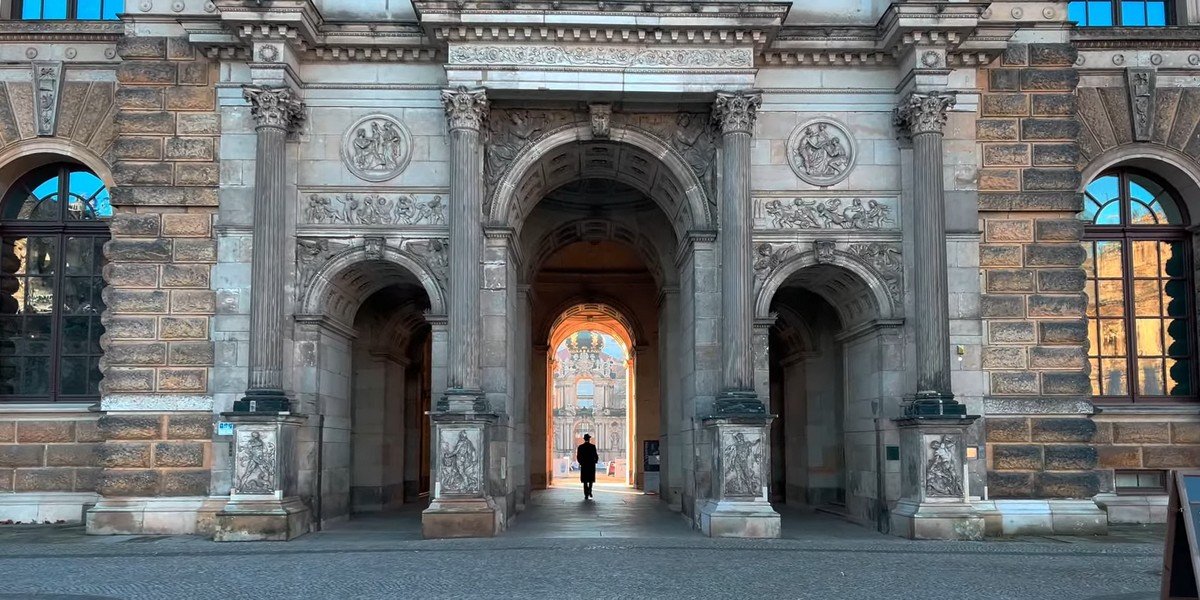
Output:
[
  {"xmin": 293, "ymin": 246, "xmax": 444, "ymax": 526},
  {"xmin": 758, "ymin": 256, "xmax": 903, "ymax": 529}
]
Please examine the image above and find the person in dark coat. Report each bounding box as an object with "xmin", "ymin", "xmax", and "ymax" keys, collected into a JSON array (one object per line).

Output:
[{"xmin": 576, "ymin": 434, "xmax": 599, "ymax": 499}]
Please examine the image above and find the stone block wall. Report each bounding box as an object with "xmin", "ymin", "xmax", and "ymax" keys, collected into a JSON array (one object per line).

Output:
[
  {"xmin": 93, "ymin": 414, "xmax": 211, "ymax": 497},
  {"xmin": 0, "ymin": 417, "xmax": 101, "ymax": 502},
  {"xmin": 977, "ymin": 42, "xmax": 1100, "ymax": 499},
  {"xmin": 97, "ymin": 35, "xmax": 220, "ymax": 499}
]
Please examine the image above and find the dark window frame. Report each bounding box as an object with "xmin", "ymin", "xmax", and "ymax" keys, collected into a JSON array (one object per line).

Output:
[
  {"xmin": 0, "ymin": 162, "xmax": 109, "ymax": 404},
  {"xmin": 11, "ymin": 0, "xmax": 119, "ymax": 21},
  {"xmin": 1084, "ymin": 168, "xmax": 1198, "ymax": 405},
  {"xmin": 1068, "ymin": 0, "xmax": 1175, "ymax": 26},
  {"xmin": 1114, "ymin": 468, "xmax": 1169, "ymax": 495}
]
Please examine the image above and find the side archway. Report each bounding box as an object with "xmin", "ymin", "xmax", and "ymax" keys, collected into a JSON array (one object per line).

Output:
[
  {"xmin": 754, "ymin": 248, "xmax": 900, "ymax": 326},
  {"xmin": 298, "ymin": 241, "xmax": 447, "ymax": 326}
]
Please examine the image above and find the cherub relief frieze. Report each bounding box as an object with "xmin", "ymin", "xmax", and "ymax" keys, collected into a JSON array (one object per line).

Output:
[
  {"xmin": 302, "ymin": 193, "xmax": 446, "ymax": 226},
  {"xmin": 787, "ymin": 119, "xmax": 856, "ymax": 186},
  {"xmin": 760, "ymin": 197, "xmax": 894, "ymax": 230}
]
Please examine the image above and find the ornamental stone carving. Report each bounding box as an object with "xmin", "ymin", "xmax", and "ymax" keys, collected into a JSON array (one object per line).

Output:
[
  {"xmin": 814, "ymin": 240, "xmax": 835, "ymax": 264},
  {"xmin": 439, "ymin": 428, "xmax": 483, "ymax": 495},
  {"xmin": 847, "ymin": 242, "xmax": 903, "ymax": 303},
  {"xmin": 404, "ymin": 238, "xmax": 449, "ymax": 289},
  {"xmin": 340, "ymin": 114, "xmax": 412, "ymax": 182},
  {"xmin": 233, "ymin": 429, "xmax": 277, "ymax": 495},
  {"xmin": 752, "ymin": 243, "xmax": 795, "ymax": 286},
  {"xmin": 448, "ymin": 45, "xmax": 752, "ymax": 68},
  {"xmin": 441, "ymin": 86, "xmax": 489, "ymax": 131},
  {"xmin": 303, "ymin": 193, "xmax": 446, "ymax": 226},
  {"xmin": 243, "ymin": 85, "xmax": 305, "ymax": 131},
  {"xmin": 712, "ymin": 90, "xmax": 761, "ymax": 135},
  {"xmin": 590, "ymin": 103, "xmax": 611, "ymax": 138},
  {"xmin": 924, "ymin": 434, "xmax": 963, "ymax": 497},
  {"xmin": 787, "ymin": 119, "xmax": 855, "ymax": 186},
  {"xmin": 1126, "ymin": 68, "xmax": 1156, "ymax": 142},
  {"xmin": 484, "ymin": 108, "xmax": 576, "ymax": 190},
  {"xmin": 893, "ymin": 91, "xmax": 955, "ymax": 137},
  {"xmin": 762, "ymin": 197, "xmax": 893, "ymax": 230},
  {"xmin": 32, "ymin": 61, "xmax": 62, "ymax": 137},
  {"xmin": 295, "ymin": 238, "xmax": 347, "ymax": 297},
  {"xmin": 722, "ymin": 430, "xmax": 763, "ymax": 497}
]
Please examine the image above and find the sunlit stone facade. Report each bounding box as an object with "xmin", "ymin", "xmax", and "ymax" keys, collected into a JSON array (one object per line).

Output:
[{"xmin": 0, "ymin": 0, "xmax": 1196, "ymax": 540}]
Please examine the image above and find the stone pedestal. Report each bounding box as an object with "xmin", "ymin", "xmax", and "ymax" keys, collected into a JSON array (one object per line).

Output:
[
  {"xmin": 697, "ymin": 417, "xmax": 780, "ymax": 538},
  {"xmin": 890, "ymin": 415, "xmax": 983, "ymax": 540},
  {"xmin": 214, "ymin": 414, "xmax": 310, "ymax": 542},
  {"xmin": 422, "ymin": 412, "xmax": 499, "ymax": 538}
]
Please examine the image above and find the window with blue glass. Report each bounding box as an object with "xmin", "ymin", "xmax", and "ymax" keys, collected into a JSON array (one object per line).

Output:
[
  {"xmin": 15, "ymin": 0, "xmax": 119, "ymax": 20},
  {"xmin": 0, "ymin": 163, "xmax": 110, "ymax": 402},
  {"xmin": 1068, "ymin": 0, "xmax": 1171, "ymax": 25},
  {"xmin": 1081, "ymin": 169, "xmax": 1196, "ymax": 403}
]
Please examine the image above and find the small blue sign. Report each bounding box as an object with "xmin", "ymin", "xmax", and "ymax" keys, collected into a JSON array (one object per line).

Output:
[{"xmin": 217, "ymin": 422, "xmax": 234, "ymax": 436}]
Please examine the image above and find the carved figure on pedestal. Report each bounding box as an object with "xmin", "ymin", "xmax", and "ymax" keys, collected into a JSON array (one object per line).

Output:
[
  {"xmin": 724, "ymin": 432, "xmax": 762, "ymax": 497},
  {"xmin": 924, "ymin": 435, "xmax": 962, "ymax": 497},
  {"xmin": 235, "ymin": 431, "xmax": 277, "ymax": 495},
  {"xmin": 441, "ymin": 430, "xmax": 481, "ymax": 494}
]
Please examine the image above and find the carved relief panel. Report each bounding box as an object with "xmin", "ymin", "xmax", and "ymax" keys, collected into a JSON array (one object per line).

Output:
[
  {"xmin": 754, "ymin": 196, "xmax": 897, "ymax": 230},
  {"xmin": 437, "ymin": 426, "xmax": 484, "ymax": 496},
  {"xmin": 923, "ymin": 433, "xmax": 963, "ymax": 498},
  {"xmin": 232, "ymin": 427, "xmax": 279, "ymax": 496},
  {"xmin": 717, "ymin": 427, "xmax": 765, "ymax": 499},
  {"xmin": 341, "ymin": 114, "xmax": 413, "ymax": 182},
  {"xmin": 302, "ymin": 192, "xmax": 446, "ymax": 226},
  {"xmin": 787, "ymin": 118, "xmax": 856, "ymax": 187}
]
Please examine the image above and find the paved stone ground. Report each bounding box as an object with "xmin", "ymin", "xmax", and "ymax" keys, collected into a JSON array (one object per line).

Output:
[{"xmin": 0, "ymin": 487, "xmax": 1167, "ymax": 600}]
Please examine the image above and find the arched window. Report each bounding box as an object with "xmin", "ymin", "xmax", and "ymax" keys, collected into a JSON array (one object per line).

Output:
[
  {"xmin": 0, "ymin": 163, "xmax": 111, "ymax": 402},
  {"xmin": 1081, "ymin": 169, "xmax": 1194, "ymax": 402}
]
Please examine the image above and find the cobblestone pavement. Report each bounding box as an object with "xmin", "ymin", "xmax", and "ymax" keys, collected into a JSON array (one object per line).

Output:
[{"xmin": 0, "ymin": 488, "xmax": 1167, "ymax": 600}]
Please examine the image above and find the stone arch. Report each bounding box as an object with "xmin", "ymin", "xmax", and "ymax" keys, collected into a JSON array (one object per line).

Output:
[
  {"xmin": 755, "ymin": 249, "xmax": 899, "ymax": 326},
  {"xmin": 298, "ymin": 242, "xmax": 447, "ymax": 326},
  {"xmin": 489, "ymin": 123, "xmax": 715, "ymax": 238},
  {"xmin": 1080, "ymin": 143, "xmax": 1200, "ymax": 225},
  {"xmin": 542, "ymin": 298, "xmax": 644, "ymax": 353},
  {"xmin": 770, "ymin": 304, "xmax": 817, "ymax": 358},
  {"xmin": 526, "ymin": 218, "xmax": 670, "ymax": 287},
  {"xmin": 0, "ymin": 138, "xmax": 115, "ymax": 194}
]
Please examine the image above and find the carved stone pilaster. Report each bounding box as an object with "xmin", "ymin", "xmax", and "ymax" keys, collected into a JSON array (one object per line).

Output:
[
  {"xmin": 711, "ymin": 90, "xmax": 761, "ymax": 135},
  {"xmin": 238, "ymin": 85, "xmax": 305, "ymax": 413},
  {"xmin": 892, "ymin": 91, "xmax": 955, "ymax": 137},
  {"xmin": 713, "ymin": 91, "xmax": 762, "ymax": 415},
  {"xmin": 894, "ymin": 91, "xmax": 960, "ymax": 415},
  {"xmin": 441, "ymin": 86, "xmax": 489, "ymax": 131},
  {"xmin": 440, "ymin": 87, "xmax": 490, "ymax": 410},
  {"xmin": 243, "ymin": 85, "xmax": 305, "ymax": 132}
]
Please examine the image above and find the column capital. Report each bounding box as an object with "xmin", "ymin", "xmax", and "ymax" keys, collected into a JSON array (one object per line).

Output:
[
  {"xmin": 893, "ymin": 91, "xmax": 956, "ymax": 137},
  {"xmin": 712, "ymin": 90, "xmax": 762, "ymax": 136},
  {"xmin": 441, "ymin": 86, "xmax": 490, "ymax": 131},
  {"xmin": 243, "ymin": 85, "xmax": 305, "ymax": 132}
]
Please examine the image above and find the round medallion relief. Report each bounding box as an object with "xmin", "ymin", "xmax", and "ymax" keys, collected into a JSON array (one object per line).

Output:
[
  {"xmin": 787, "ymin": 118, "xmax": 856, "ymax": 187},
  {"xmin": 340, "ymin": 114, "xmax": 413, "ymax": 183}
]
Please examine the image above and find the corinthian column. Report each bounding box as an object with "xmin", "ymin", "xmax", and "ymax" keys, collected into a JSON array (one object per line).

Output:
[
  {"xmin": 439, "ymin": 86, "xmax": 489, "ymax": 411},
  {"xmin": 712, "ymin": 90, "xmax": 763, "ymax": 415},
  {"xmin": 893, "ymin": 91, "xmax": 963, "ymax": 415},
  {"xmin": 236, "ymin": 86, "xmax": 304, "ymax": 413}
]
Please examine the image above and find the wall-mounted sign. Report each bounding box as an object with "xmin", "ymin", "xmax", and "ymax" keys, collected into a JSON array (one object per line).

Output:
[{"xmin": 217, "ymin": 422, "xmax": 234, "ymax": 437}]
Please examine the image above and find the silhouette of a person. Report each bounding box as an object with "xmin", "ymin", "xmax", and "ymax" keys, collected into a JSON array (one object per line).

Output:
[{"xmin": 576, "ymin": 433, "xmax": 599, "ymax": 500}]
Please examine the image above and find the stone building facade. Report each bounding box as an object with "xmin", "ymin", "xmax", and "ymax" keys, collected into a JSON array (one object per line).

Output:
[{"xmin": 0, "ymin": 0, "xmax": 1196, "ymax": 540}]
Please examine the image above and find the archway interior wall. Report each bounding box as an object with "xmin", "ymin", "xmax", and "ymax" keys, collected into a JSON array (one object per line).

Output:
[{"xmin": 760, "ymin": 266, "xmax": 909, "ymax": 527}]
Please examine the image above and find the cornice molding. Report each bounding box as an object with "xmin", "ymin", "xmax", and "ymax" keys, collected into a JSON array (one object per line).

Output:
[{"xmin": 0, "ymin": 20, "xmax": 122, "ymax": 42}]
